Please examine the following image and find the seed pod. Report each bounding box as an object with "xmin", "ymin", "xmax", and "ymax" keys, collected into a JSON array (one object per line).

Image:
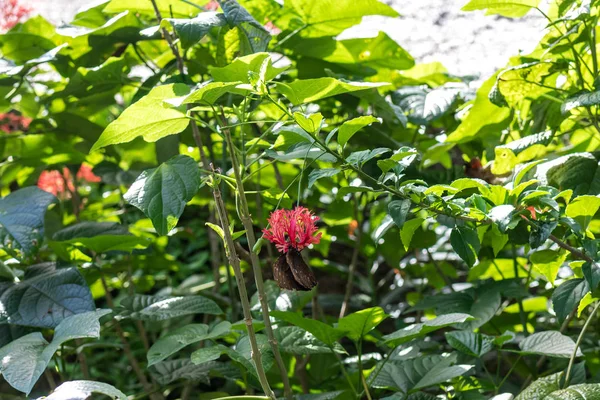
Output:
[
  {"xmin": 273, "ymin": 254, "xmax": 305, "ymax": 291},
  {"xmin": 286, "ymin": 249, "xmax": 317, "ymax": 290}
]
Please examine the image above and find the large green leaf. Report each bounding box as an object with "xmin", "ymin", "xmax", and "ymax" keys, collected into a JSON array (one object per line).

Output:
[
  {"xmin": 271, "ymin": 311, "xmax": 345, "ymax": 346},
  {"xmin": 276, "ymin": 78, "xmax": 386, "ymax": 105},
  {"xmin": 445, "ymin": 331, "xmax": 494, "ymax": 358},
  {"xmin": 44, "ymin": 380, "xmax": 127, "ymax": 400},
  {"xmin": 562, "ymin": 90, "xmax": 600, "ymax": 114},
  {"xmin": 0, "ymin": 266, "xmax": 95, "ymax": 328},
  {"xmin": 462, "ymin": 0, "xmax": 540, "ymax": 17},
  {"xmin": 382, "ymin": 313, "xmax": 473, "ymax": 347},
  {"xmin": 565, "ymin": 195, "xmax": 600, "ymax": 228},
  {"xmin": 519, "ymin": 330, "xmax": 582, "ymax": 358},
  {"xmin": 552, "ymin": 278, "xmax": 589, "ymax": 322},
  {"xmin": 52, "ymin": 221, "xmax": 150, "ymax": 253},
  {"xmin": 338, "ymin": 115, "xmax": 381, "ymax": 147},
  {"xmin": 103, "ymin": 0, "xmax": 210, "ymax": 17},
  {"xmin": 388, "ymin": 199, "xmax": 411, "ymax": 228},
  {"xmin": 0, "ymin": 187, "xmax": 55, "ymax": 256},
  {"xmin": 338, "ymin": 307, "xmax": 388, "ymax": 342},
  {"xmin": 530, "ymin": 249, "xmax": 566, "ymax": 284},
  {"xmin": 493, "ymin": 130, "xmax": 554, "ymax": 175},
  {"xmin": 148, "ymin": 321, "xmax": 231, "ymax": 366},
  {"xmin": 392, "ymin": 85, "xmax": 461, "ymax": 125},
  {"xmin": 282, "ymin": 0, "xmax": 398, "ymax": 38},
  {"xmin": 543, "ymin": 384, "xmax": 600, "ymax": 399},
  {"xmin": 91, "ymin": 84, "xmax": 190, "ymax": 151},
  {"xmin": 371, "ymin": 354, "xmax": 472, "ymax": 393},
  {"xmin": 450, "ymin": 226, "xmax": 481, "ymax": 268},
  {"xmin": 62, "ymin": 56, "xmax": 130, "ymax": 99},
  {"xmin": 150, "ymin": 359, "xmax": 239, "ymax": 385},
  {"xmin": 124, "ymin": 155, "xmax": 201, "ymax": 235},
  {"xmin": 0, "ymin": 310, "xmax": 110, "ymax": 395},
  {"xmin": 218, "ymin": 0, "xmax": 271, "ymax": 54},
  {"xmin": 516, "ymin": 373, "xmax": 561, "ymax": 399},
  {"xmin": 118, "ymin": 294, "xmax": 222, "ymax": 321},
  {"xmin": 209, "ymin": 52, "xmax": 286, "ymax": 82},
  {"xmin": 273, "ymin": 326, "xmax": 346, "ymax": 355}
]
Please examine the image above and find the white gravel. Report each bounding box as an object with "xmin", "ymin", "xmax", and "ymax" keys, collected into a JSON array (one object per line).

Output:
[{"xmin": 29, "ymin": 0, "xmax": 547, "ymax": 78}]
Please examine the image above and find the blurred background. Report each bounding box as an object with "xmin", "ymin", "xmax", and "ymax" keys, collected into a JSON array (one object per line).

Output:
[{"xmin": 28, "ymin": 0, "xmax": 547, "ymax": 78}]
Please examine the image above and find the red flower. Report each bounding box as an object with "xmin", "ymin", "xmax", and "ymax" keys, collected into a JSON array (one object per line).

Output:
[
  {"xmin": 37, "ymin": 164, "xmax": 101, "ymax": 196},
  {"xmin": 76, "ymin": 164, "xmax": 101, "ymax": 183},
  {"xmin": 0, "ymin": 0, "xmax": 31, "ymax": 31},
  {"xmin": 263, "ymin": 207, "xmax": 322, "ymax": 253},
  {"xmin": 0, "ymin": 112, "xmax": 31, "ymax": 134}
]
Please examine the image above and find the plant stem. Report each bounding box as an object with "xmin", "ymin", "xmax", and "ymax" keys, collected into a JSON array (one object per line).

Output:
[
  {"xmin": 496, "ymin": 355, "xmax": 522, "ymax": 393},
  {"xmin": 564, "ymin": 301, "xmax": 600, "ymax": 388},
  {"xmin": 331, "ymin": 346, "xmax": 358, "ymax": 397},
  {"xmin": 211, "ymin": 174, "xmax": 276, "ymax": 399},
  {"xmin": 217, "ymin": 108, "xmax": 293, "ymax": 400},
  {"xmin": 340, "ymin": 194, "xmax": 362, "ymax": 318},
  {"xmin": 512, "ymin": 246, "xmax": 528, "ymax": 335}
]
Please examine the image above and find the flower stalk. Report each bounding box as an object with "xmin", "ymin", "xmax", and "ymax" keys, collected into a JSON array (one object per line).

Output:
[
  {"xmin": 210, "ymin": 173, "xmax": 276, "ymax": 399},
  {"xmin": 218, "ymin": 109, "xmax": 294, "ymax": 400}
]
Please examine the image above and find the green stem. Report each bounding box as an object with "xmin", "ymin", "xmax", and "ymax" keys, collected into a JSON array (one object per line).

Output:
[
  {"xmin": 331, "ymin": 346, "xmax": 358, "ymax": 397},
  {"xmin": 217, "ymin": 108, "xmax": 293, "ymax": 400},
  {"xmin": 211, "ymin": 175, "xmax": 276, "ymax": 400},
  {"xmin": 512, "ymin": 246, "xmax": 529, "ymax": 335},
  {"xmin": 496, "ymin": 355, "xmax": 522, "ymax": 393},
  {"xmin": 564, "ymin": 301, "xmax": 600, "ymax": 388}
]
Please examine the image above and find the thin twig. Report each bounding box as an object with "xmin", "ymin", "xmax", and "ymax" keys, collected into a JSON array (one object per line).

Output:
[
  {"xmin": 340, "ymin": 194, "xmax": 363, "ymax": 318},
  {"xmin": 564, "ymin": 302, "xmax": 600, "ymax": 387}
]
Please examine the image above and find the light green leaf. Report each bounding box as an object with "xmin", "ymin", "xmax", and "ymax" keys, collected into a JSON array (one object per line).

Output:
[
  {"xmin": 210, "ymin": 52, "xmax": 285, "ymax": 82},
  {"xmin": 91, "ymin": 84, "xmax": 190, "ymax": 151},
  {"xmin": 148, "ymin": 321, "xmax": 231, "ymax": 366},
  {"xmin": 282, "ymin": 0, "xmax": 398, "ymax": 37},
  {"xmin": 578, "ymin": 292, "xmax": 599, "ymax": 317},
  {"xmin": 382, "ymin": 313, "xmax": 473, "ymax": 347},
  {"xmin": 271, "ymin": 311, "xmax": 345, "ymax": 346},
  {"xmin": 103, "ymin": 0, "xmax": 209, "ymax": 17},
  {"xmin": 0, "ymin": 187, "xmax": 55, "ymax": 256},
  {"xmin": 124, "ymin": 155, "xmax": 201, "ymax": 235},
  {"xmin": 184, "ymin": 81, "xmax": 251, "ymax": 105},
  {"xmin": 338, "ymin": 307, "xmax": 388, "ymax": 342},
  {"xmin": 276, "ymin": 78, "xmax": 386, "ymax": 105},
  {"xmin": 294, "ymin": 112, "xmax": 323, "ymax": 135},
  {"xmin": 450, "ymin": 226, "xmax": 480, "ymax": 268},
  {"xmin": 218, "ymin": 0, "xmax": 271, "ymax": 54},
  {"xmin": 45, "ymin": 380, "xmax": 127, "ymax": 400},
  {"xmin": 566, "ymin": 195, "xmax": 600, "ymax": 228},
  {"xmin": 492, "ymin": 131, "xmax": 553, "ymax": 175},
  {"xmin": 519, "ymin": 330, "xmax": 582, "ymax": 358},
  {"xmin": 119, "ymin": 294, "xmax": 223, "ymax": 321},
  {"xmin": 461, "ymin": 0, "xmax": 540, "ymax": 17},
  {"xmin": 401, "ymin": 218, "xmax": 424, "ymax": 250},
  {"xmin": 530, "ymin": 249, "xmax": 566, "ymax": 284},
  {"xmin": 338, "ymin": 115, "xmax": 381, "ymax": 147}
]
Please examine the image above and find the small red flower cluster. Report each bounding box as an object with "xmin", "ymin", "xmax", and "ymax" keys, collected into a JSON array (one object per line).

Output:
[
  {"xmin": 0, "ymin": 112, "xmax": 31, "ymax": 134},
  {"xmin": 37, "ymin": 165, "xmax": 101, "ymax": 197},
  {"xmin": 263, "ymin": 207, "xmax": 322, "ymax": 254},
  {"xmin": 0, "ymin": 0, "xmax": 31, "ymax": 31}
]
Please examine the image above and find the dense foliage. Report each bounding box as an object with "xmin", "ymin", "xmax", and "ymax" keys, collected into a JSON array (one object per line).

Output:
[{"xmin": 3, "ymin": 0, "xmax": 600, "ymax": 399}]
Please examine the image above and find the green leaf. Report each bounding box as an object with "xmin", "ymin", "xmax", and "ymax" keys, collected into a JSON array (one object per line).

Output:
[
  {"xmin": 45, "ymin": 380, "xmax": 127, "ymax": 400},
  {"xmin": 519, "ymin": 330, "xmax": 582, "ymax": 358},
  {"xmin": 52, "ymin": 221, "xmax": 150, "ymax": 253},
  {"xmin": 276, "ymin": 78, "xmax": 386, "ymax": 105},
  {"xmin": 270, "ymin": 311, "xmax": 345, "ymax": 346},
  {"xmin": 119, "ymin": 294, "xmax": 223, "ymax": 321},
  {"xmin": 294, "ymin": 112, "xmax": 323, "ymax": 135},
  {"xmin": 458, "ymin": 290, "xmax": 502, "ymax": 330},
  {"xmin": 282, "ymin": 0, "xmax": 398, "ymax": 38},
  {"xmin": 516, "ymin": 373, "xmax": 561, "ymax": 400},
  {"xmin": 160, "ymin": 12, "xmax": 227, "ymax": 49},
  {"xmin": 400, "ymin": 218, "xmax": 424, "ymax": 251},
  {"xmin": 266, "ymin": 143, "xmax": 337, "ymax": 162},
  {"xmin": 382, "ymin": 313, "xmax": 473, "ymax": 347},
  {"xmin": 371, "ymin": 354, "xmax": 472, "ymax": 393},
  {"xmin": 488, "ymin": 205, "xmax": 516, "ymax": 233},
  {"xmin": 184, "ymin": 81, "xmax": 251, "ymax": 105},
  {"xmin": 583, "ymin": 262, "xmax": 600, "ymax": 291},
  {"xmin": 0, "ymin": 266, "xmax": 95, "ymax": 328},
  {"xmin": 218, "ymin": 0, "xmax": 271, "ymax": 54},
  {"xmin": 338, "ymin": 307, "xmax": 388, "ymax": 342},
  {"xmin": 91, "ymin": 84, "xmax": 190, "ymax": 151},
  {"xmin": 562, "ymin": 90, "xmax": 600, "ymax": 114},
  {"xmin": 124, "ymin": 155, "xmax": 201, "ymax": 235},
  {"xmin": 272, "ymin": 326, "xmax": 347, "ymax": 355},
  {"xmin": 552, "ymin": 278, "xmax": 589, "ymax": 322},
  {"xmin": 530, "ymin": 250, "xmax": 566, "ymax": 285},
  {"xmin": 388, "ymin": 199, "xmax": 411, "ymax": 228},
  {"xmin": 450, "ymin": 226, "xmax": 480, "ymax": 268},
  {"xmin": 543, "ymin": 384, "xmax": 600, "ymax": 399},
  {"xmin": 391, "ymin": 85, "xmax": 461, "ymax": 125},
  {"xmin": 150, "ymin": 359, "xmax": 236, "ymax": 385},
  {"xmin": 492, "ymin": 131, "xmax": 553, "ymax": 175},
  {"xmin": 308, "ymin": 168, "xmax": 341, "ymax": 188},
  {"xmin": 461, "ymin": 0, "xmax": 540, "ymax": 17},
  {"xmin": 61, "ymin": 57, "xmax": 130, "ymax": 99},
  {"xmin": 103, "ymin": 0, "xmax": 209, "ymax": 17},
  {"xmin": 210, "ymin": 53, "xmax": 286, "ymax": 82},
  {"xmin": 148, "ymin": 321, "xmax": 231, "ymax": 366},
  {"xmin": 565, "ymin": 195, "xmax": 600, "ymax": 228},
  {"xmin": 0, "ymin": 310, "xmax": 110, "ymax": 394},
  {"xmin": 338, "ymin": 115, "xmax": 381, "ymax": 147},
  {"xmin": 0, "ymin": 187, "xmax": 55, "ymax": 256},
  {"xmin": 445, "ymin": 331, "xmax": 494, "ymax": 358}
]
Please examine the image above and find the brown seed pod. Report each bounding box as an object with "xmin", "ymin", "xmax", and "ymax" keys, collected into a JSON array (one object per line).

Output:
[
  {"xmin": 273, "ymin": 254, "xmax": 305, "ymax": 291},
  {"xmin": 286, "ymin": 249, "xmax": 317, "ymax": 290}
]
